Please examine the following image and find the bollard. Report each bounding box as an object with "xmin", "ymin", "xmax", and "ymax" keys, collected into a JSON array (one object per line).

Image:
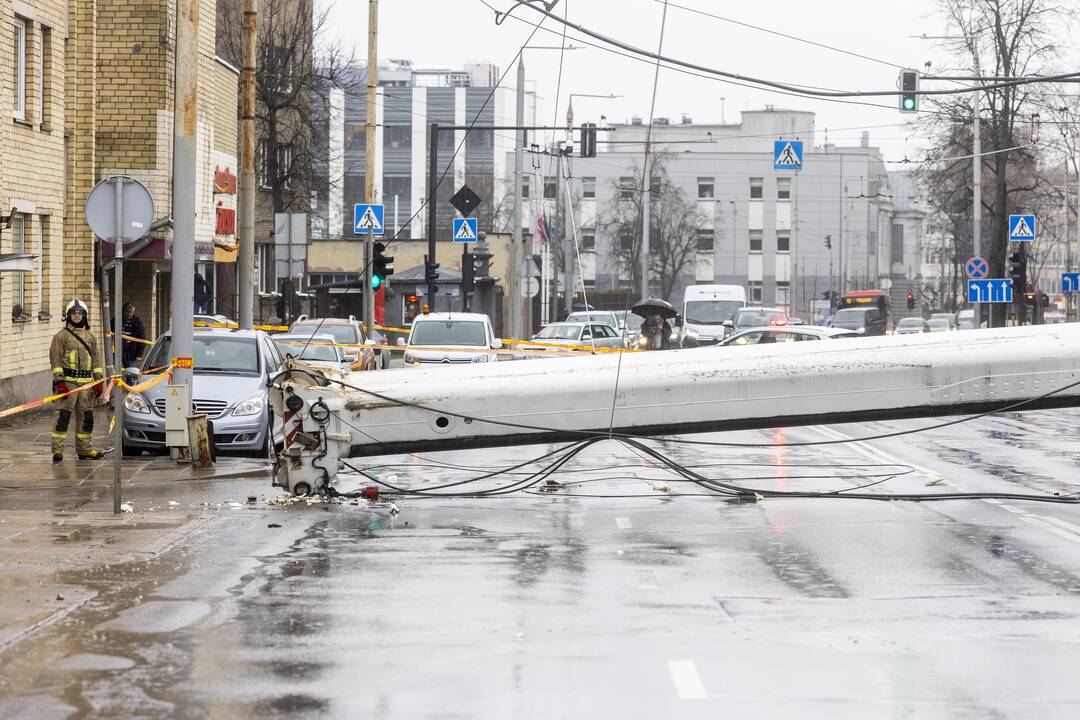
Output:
[{"xmin": 186, "ymin": 414, "xmax": 214, "ymax": 469}]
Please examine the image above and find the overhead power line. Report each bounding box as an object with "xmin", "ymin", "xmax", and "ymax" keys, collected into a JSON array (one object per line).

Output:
[{"xmin": 503, "ymin": 0, "xmax": 1080, "ymax": 99}]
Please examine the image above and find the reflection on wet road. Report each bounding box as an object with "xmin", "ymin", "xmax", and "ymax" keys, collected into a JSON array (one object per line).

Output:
[{"xmin": 3, "ymin": 410, "xmax": 1080, "ymax": 717}]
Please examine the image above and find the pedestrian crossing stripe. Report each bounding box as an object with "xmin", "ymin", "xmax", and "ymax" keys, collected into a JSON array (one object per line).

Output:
[{"xmin": 1009, "ymin": 214, "xmax": 1034, "ymax": 240}]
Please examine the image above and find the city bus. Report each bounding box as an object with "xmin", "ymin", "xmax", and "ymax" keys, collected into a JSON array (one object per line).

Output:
[{"xmin": 840, "ymin": 290, "xmax": 891, "ymax": 322}]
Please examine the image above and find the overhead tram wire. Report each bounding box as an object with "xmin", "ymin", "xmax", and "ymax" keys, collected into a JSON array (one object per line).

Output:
[
  {"xmin": 295, "ymin": 13, "xmax": 548, "ymax": 358},
  {"xmin": 481, "ymin": 0, "xmax": 1077, "ymax": 120},
  {"xmin": 504, "ymin": 0, "xmax": 1080, "ymax": 99}
]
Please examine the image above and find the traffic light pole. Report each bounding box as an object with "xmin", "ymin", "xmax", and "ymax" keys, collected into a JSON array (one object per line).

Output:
[{"xmin": 364, "ymin": 0, "xmax": 379, "ymax": 332}]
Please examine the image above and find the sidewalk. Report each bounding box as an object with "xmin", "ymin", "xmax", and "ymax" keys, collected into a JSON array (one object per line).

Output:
[{"xmin": 0, "ymin": 408, "xmax": 277, "ymax": 654}]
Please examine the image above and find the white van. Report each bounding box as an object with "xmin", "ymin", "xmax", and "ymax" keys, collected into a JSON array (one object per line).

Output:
[
  {"xmin": 403, "ymin": 312, "xmax": 501, "ymax": 367},
  {"xmin": 680, "ymin": 285, "xmax": 748, "ymax": 345}
]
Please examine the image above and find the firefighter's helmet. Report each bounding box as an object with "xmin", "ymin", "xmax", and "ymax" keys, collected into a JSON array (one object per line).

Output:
[{"xmin": 65, "ymin": 299, "xmax": 89, "ymax": 317}]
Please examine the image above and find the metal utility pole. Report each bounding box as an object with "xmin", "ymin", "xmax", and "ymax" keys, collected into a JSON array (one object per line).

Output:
[
  {"xmin": 237, "ymin": 0, "xmax": 256, "ymax": 329},
  {"xmin": 510, "ymin": 59, "xmax": 524, "ymax": 339},
  {"xmin": 641, "ymin": 161, "xmax": 651, "ymax": 302},
  {"xmin": 562, "ymin": 152, "xmax": 575, "ymax": 315},
  {"xmin": 554, "ymin": 147, "xmax": 565, "ymax": 317},
  {"xmin": 170, "ymin": 0, "xmax": 199, "ymax": 397},
  {"xmin": 364, "ymin": 0, "xmax": 379, "ymax": 332},
  {"xmin": 426, "ymin": 122, "xmax": 439, "ymax": 308},
  {"xmin": 112, "ymin": 177, "xmax": 125, "ymax": 514},
  {"xmin": 972, "ymin": 51, "xmax": 983, "ymax": 330}
]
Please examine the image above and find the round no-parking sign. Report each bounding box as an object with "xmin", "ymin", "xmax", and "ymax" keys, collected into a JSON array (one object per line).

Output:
[{"xmin": 966, "ymin": 256, "xmax": 989, "ymax": 280}]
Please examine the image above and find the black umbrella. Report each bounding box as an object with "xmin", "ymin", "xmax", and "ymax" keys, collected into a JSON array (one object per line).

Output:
[{"xmin": 631, "ymin": 297, "xmax": 677, "ymax": 320}]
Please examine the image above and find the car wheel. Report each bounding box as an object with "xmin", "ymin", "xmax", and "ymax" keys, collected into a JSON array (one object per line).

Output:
[{"xmin": 121, "ymin": 442, "xmax": 143, "ymax": 457}]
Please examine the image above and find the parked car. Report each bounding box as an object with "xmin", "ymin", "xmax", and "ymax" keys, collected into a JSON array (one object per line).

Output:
[
  {"xmin": 895, "ymin": 317, "xmax": 930, "ymax": 335},
  {"xmin": 289, "ymin": 317, "xmax": 377, "ymax": 372},
  {"xmin": 528, "ymin": 322, "xmax": 623, "ymax": 352},
  {"xmin": 726, "ymin": 307, "xmax": 789, "ymax": 334},
  {"xmin": 930, "ymin": 312, "xmax": 958, "ymax": 330},
  {"xmin": 193, "ymin": 314, "xmax": 237, "ymax": 328},
  {"xmin": 957, "ymin": 309, "xmax": 976, "ymax": 330},
  {"xmin": 927, "ymin": 318, "xmax": 953, "ymax": 332},
  {"xmin": 121, "ymin": 328, "xmax": 284, "ymax": 458},
  {"xmin": 829, "ymin": 307, "xmax": 886, "ymax": 336},
  {"xmin": 272, "ymin": 333, "xmax": 351, "ymax": 377},
  {"xmin": 613, "ymin": 310, "xmax": 646, "ymax": 344},
  {"xmin": 566, "ymin": 310, "xmax": 621, "ymax": 329},
  {"xmin": 717, "ymin": 326, "xmax": 859, "ymax": 346},
  {"xmin": 403, "ymin": 312, "xmax": 501, "ymax": 367}
]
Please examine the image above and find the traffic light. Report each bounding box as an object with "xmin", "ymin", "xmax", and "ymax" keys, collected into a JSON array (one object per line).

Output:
[
  {"xmin": 1008, "ymin": 249, "xmax": 1026, "ymax": 290},
  {"xmin": 906, "ymin": 292, "xmax": 915, "ymax": 310},
  {"xmin": 580, "ymin": 123, "xmax": 597, "ymax": 158},
  {"xmin": 461, "ymin": 250, "xmax": 475, "ymax": 299},
  {"xmin": 424, "ymin": 255, "xmax": 440, "ymax": 285},
  {"xmin": 899, "ymin": 70, "xmax": 918, "ymax": 113},
  {"xmin": 371, "ymin": 242, "xmax": 393, "ymax": 289}
]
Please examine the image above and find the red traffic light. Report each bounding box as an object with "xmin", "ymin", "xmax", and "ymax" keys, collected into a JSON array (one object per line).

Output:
[{"xmin": 906, "ymin": 292, "xmax": 913, "ymax": 300}]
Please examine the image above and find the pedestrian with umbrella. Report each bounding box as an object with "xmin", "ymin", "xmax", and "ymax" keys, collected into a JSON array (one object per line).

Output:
[{"xmin": 632, "ymin": 297, "xmax": 676, "ymax": 351}]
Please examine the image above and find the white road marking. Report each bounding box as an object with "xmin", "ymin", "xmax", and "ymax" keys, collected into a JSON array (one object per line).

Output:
[
  {"xmin": 615, "ymin": 517, "xmax": 632, "ymax": 529},
  {"xmin": 637, "ymin": 570, "xmax": 658, "ymax": 589},
  {"xmin": 668, "ymin": 660, "xmax": 707, "ymax": 700},
  {"xmin": 1034, "ymin": 515, "xmax": 1080, "ymax": 538},
  {"xmin": 713, "ymin": 598, "xmax": 735, "ymax": 623},
  {"xmin": 1023, "ymin": 515, "xmax": 1080, "ymax": 544},
  {"xmin": 810, "ymin": 425, "xmax": 946, "ymax": 484},
  {"xmin": 995, "ymin": 504, "xmax": 1027, "ymax": 515}
]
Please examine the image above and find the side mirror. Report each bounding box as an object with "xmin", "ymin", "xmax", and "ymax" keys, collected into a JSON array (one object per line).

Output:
[
  {"xmin": 364, "ymin": 338, "xmax": 376, "ymax": 346},
  {"xmin": 722, "ymin": 320, "xmax": 733, "ymax": 328},
  {"xmin": 673, "ymin": 315, "xmax": 684, "ymax": 328},
  {"xmin": 344, "ymin": 352, "xmax": 358, "ymax": 363},
  {"xmin": 492, "ymin": 338, "xmax": 502, "ymax": 349},
  {"xmin": 396, "ymin": 337, "xmax": 407, "ymax": 347}
]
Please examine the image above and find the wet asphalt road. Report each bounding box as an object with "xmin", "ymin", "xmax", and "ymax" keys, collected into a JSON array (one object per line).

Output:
[{"xmin": 3, "ymin": 410, "xmax": 1080, "ymax": 718}]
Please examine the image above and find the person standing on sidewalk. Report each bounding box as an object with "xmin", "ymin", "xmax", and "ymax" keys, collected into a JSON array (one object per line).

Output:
[
  {"xmin": 120, "ymin": 303, "xmax": 146, "ymax": 368},
  {"xmin": 49, "ymin": 299, "xmax": 106, "ymax": 463}
]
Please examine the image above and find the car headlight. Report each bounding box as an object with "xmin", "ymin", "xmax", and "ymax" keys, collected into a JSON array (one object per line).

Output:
[
  {"xmin": 124, "ymin": 393, "xmax": 150, "ymax": 414},
  {"xmin": 232, "ymin": 395, "xmax": 265, "ymax": 416},
  {"xmin": 472, "ymin": 354, "xmax": 491, "ymax": 363},
  {"xmin": 856, "ymin": 327, "xmax": 866, "ymax": 334}
]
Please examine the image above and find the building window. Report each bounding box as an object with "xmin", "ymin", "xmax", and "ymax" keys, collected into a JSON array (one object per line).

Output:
[
  {"xmin": 37, "ymin": 215, "xmax": 49, "ymax": 316},
  {"xmin": 749, "ymin": 177, "xmax": 763, "ymax": 199},
  {"xmin": 257, "ymin": 244, "xmax": 275, "ymax": 294},
  {"xmin": 619, "ymin": 177, "xmax": 634, "ymax": 200},
  {"xmin": 257, "ymin": 141, "xmax": 294, "ymax": 190},
  {"xmin": 777, "ymin": 178, "xmax": 791, "ymax": 200},
  {"xmin": 384, "ymin": 125, "xmax": 410, "ymax": 150},
  {"xmin": 520, "ymin": 177, "xmax": 529, "ymax": 199},
  {"xmin": 749, "ymin": 281, "xmax": 762, "ymax": 303},
  {"xmin": 544, "ymin": 178, "xmax": 556, "ymax": 199},
  {"xmin": 620, "ymin": 231, "xmax": 634, "ymax": 251},
  {"xmin": 582, "ymin": 176, "xmax": 596, "ymax": 198},
  {"xmin": 749, "ymin": 229, "xmax": 762, "ymax": 253},
  {"xmin": 697, "ymin": 177, "xmax": 714, "ymax": 199},
  {"xmin": 581, "ymin": 230, "xmax": 595, "ymax": 250},
  {"xmin": 891, "ymin": 223, "xmax": 904, "ymax": 264},
  {"xmin": 39, "ymin": 26, "xmax": 51, "ymax": 128},
  {"xmin": 696, "ymin": 228, "xmax": 714, "ymax": 252},
  {"xmin": 11, "ymin": 214, "xmax": 29, "ymax": 315},
  {"xmin": 777, "ymin": 231, "xmax": 790, "ymax": 253},
  {"xmin": 776, "ymin": 281, "xmax": 790, "ymax": 308},
  {"xmin": 12, "ymin": 17, "xmax": 27, "ymax": 121}
]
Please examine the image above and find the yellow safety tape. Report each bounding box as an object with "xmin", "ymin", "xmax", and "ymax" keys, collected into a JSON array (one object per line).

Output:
[{"xmin": 104, "ymin": 331, "xmax": 155, "ymax": 345}]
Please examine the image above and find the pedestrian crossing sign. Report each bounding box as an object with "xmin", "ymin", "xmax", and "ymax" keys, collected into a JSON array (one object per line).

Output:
[
  {"xmin": 1008, "ymin": 214, "xmax": 1035, "ymax": 242},
  {"xmin": 353, "ymin": 203, "xmax": 384, "ymax": 235},
  {"xmin": 773, "ymin": 140, "xmax": 804, "ymax": 170},
  {"xmin": 453, "ymin": 217, "xmax": 478, "ymax": 243}
]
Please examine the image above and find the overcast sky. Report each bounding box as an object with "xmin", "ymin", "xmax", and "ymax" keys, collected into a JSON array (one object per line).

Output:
[{"xmin": 324, "ymin": 0, "xmax": 1077, "ymax": 163}]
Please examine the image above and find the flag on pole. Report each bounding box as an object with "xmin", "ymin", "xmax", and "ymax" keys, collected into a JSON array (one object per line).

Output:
[{"xmin": 534, "ymin": 211, "xmax": 550, "ymax": 244}]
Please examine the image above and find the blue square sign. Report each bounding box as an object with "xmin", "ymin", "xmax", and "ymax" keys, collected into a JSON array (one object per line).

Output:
[
  {"xmin": 1008, "ymin": 214, "xmax": 1035, "ymax": 242},
  {"xmin": 773, "ymin": 140, "xmax": 803, "ymax": 170},
  {"xmin": 453, "ymin": 217, "xmax": 478, "ymax": 243},
  {"xmin": 353, "ymin": 203, "xmax": 384, "ymax": 235}
]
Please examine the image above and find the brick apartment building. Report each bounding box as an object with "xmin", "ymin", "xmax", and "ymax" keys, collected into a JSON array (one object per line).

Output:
[{"xmin": 0, "ymin": 0, "xmax": 238, "ymax": 408}]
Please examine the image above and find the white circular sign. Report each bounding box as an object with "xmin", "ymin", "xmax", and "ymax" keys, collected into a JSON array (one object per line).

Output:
[
  {"xmin": 521, "ymin": 276, "xmax": 540, "ymax": 298},
  {"xmin": 84, "ymin": 176, "xmax": 155, "ymax": 243}
]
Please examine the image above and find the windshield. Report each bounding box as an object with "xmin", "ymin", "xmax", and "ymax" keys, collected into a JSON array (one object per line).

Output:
[
  {"xmin": 567, "ymin": 312, "xmax": 614, "ymax": 325},
  {"xmin": 833, "ymin": 309, "xmax": 868, "ymax": 324},
  {"xmin": 145, "ymin": 336, "xmax": 259, "ymax": 374},
  {"xmin": 685, "ymin": 300, "xmax": 742, "ymax": 325},
  {"xmin": 734, "ymin": 309, "xmax": 786, "ymax": 327},
  {"xmin": 274, "ymin": 337, "xmax": 342, "ymax": 363},
  {"xmin": 897, "ymin": 318, "xmax": 924, "ymax": 327},
  {"xmin": 410, "ymin": 320, "xmax": 489, "ymax": 347},
  {"xmin": 536, "ymin": 324, "xmax": 581, "ymax": 340},
  {"xmin": 928, "ymin": 319, "xmax": 951, "ymax": 329},
  {"xmin": 293, "ymin": 322, "xmax": 359, "ymax": 346}
]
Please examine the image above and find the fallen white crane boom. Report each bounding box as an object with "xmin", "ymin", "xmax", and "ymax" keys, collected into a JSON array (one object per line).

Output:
[{"xmin": 270, "ymin": 324, "xmax": 1080, "ymax": 495}]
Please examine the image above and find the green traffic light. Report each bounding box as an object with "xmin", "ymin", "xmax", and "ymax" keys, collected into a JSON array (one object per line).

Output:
[
  {"xmin": 372, "ymin": 275, "xmax": 383, "ymax": 289},
  {"xmin": 902, "ymin": 96, "xmax": 916, "ymax": 110}
]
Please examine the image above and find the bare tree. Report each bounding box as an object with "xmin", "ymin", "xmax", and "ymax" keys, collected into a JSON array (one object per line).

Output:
[
  {"xmin": 217, "ymin": 0, "xmax": 356, "ymax": 217},
  {"xmin": 599, "ymin": 158, "xmax": 703, "ymax": 301},
  {"xmin": 923, "ymin": 0, "xmax": 1074, "ymax": 324}
]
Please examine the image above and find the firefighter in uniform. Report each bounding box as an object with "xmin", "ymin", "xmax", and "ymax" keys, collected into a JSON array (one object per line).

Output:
[{"xmin": 50, "ymin": 299, "xmax": 106, "ymax": 462}]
